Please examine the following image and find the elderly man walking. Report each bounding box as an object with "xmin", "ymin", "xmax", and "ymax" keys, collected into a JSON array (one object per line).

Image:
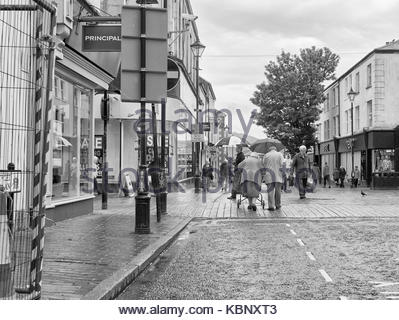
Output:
[
  {"xmin": 263, "ymin": 146, "xmax": 284, "ymax": 211},
  {"xmin": 291, "ymin": 145, "xmax": 312, "ymax": 199}
]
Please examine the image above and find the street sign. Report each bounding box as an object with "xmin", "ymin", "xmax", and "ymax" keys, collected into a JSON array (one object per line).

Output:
[
  {"xmin": 82, "ymin": 25, "xmax": 121, "ymax": 52},
  {"xmin": 167, "ymin": 58, "xmax": 180, "ymax": 91},
  {"xmin": 192, "ymin": 134, "xmax": 204, "ymax": 143},
  {"xmin": 202, "ymin": 122, "xmax": 211, "ymax": 132},
  {"xmin": 121, "ymin": 6, "xmax": 168, "ymax": 103}
]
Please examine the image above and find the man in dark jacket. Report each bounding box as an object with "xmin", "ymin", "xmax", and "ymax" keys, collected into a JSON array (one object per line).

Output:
[
  {"xmin": 228, "ymin": 145, "xmax": 245, "ymax": 199},
  {"xmin": 290, "ymin": 145, "xmax": 312, "ymax": 199},
  {"xmin": 339, "ymin": 166, "xmax": 346, "ymax": 188}
]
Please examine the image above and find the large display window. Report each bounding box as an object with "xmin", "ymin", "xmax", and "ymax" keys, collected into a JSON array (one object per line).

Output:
[
  {"xmin": 51, "ymin": 76, "xmax": 93, "ymax": 201},
  {"xmin": 374, "ymin": 149, "xmax": 395, "ymax": 173}
]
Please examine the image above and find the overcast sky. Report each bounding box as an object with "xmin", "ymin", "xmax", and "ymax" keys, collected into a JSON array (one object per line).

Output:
[{"xmin": 192, "ymin": 0, "xmax": 399, "ymax": 138}]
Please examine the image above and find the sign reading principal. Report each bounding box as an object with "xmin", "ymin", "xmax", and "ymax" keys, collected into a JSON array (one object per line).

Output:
[{"xmin": 82, "ymin": 25, "xmax": 121, "ymax": 52}]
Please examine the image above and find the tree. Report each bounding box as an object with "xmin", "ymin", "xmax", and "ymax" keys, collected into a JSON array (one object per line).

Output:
[{"xmin": 251, "ymin": 46, "xmax": 339, "ymax": 155}]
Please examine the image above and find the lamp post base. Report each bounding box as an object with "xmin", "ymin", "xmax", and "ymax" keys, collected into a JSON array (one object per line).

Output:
[
  {"xmin": 160, "ymin": 191, "xmax": 168, "ymax": 215},
  {"xmin": 135, "ymin": 193, "xmax": 151, "ymax": 234}
]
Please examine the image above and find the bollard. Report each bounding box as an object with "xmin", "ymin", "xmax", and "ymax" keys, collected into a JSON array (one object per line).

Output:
[{"xmin": 0, "ymin": 189, "xmax": 15, "ymax": 299}]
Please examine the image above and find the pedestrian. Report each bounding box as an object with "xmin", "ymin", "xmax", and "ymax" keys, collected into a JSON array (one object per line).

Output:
[
  {"xmin": 263, "ymin": 146, "xmax": 284, "ymax": 211},
  {"xmin": 238, "ymin": 152, "xmax": 262, "ymax": 211},
  {"xmin": 93, "ymin": 156, "xmax": 101, "ymax": 195},
  {"xmin": 228, "ymin": 145, "xmax": 245, "ymax": 200},
  {"xmin": 202, "ymin": 161, "xmax": 213, "ymax": 192},
  {"xmin": 333, "ymin": 167, "xmax": 340, "ymax": 187},
  {"xmin": 312, "ymin": 162, "xmax": 321, "ymax": 186},
  {"xmin": 290, "ymin": 145, "xmax": 312, "ymax": 199},
  {"xmin": 353, "ymin": 166, "xmax": 360, "ymax": 188},
  {"xmin": 219, "ymin": 159, "xmax": 229, "ymax": 192},
  {"xmin": 323, "ymin": 162, "xmax": 331, "ymax": 188},
  {"xmin": 339, "ymin": 166, "xmax": 346, "ymax": 188}
]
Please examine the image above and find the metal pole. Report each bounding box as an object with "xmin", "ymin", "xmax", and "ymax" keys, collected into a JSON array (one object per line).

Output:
[
  {"xmin": 102, "ymin": 91, "xmax": 108, "ymax": 210},
  {"xmin": 160, "ymin": 98, "xmax": 168, "ymax": 215},
  {"xmin": 151, "ymin": 104, "xmax": 161, "ymax": 222},
  {"xmin": 351, "ymin": 101, "xmax": 354, "ymax": 188},
  {"xmin": 194, "ymin": 55, "xmax": 201, "ymax": 193},
  {"xmin": 135, "ymin": 6, "xmax": 151, "ymax": 234}
]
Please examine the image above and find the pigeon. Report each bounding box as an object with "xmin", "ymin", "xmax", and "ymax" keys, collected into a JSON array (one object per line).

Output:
[{"xmin": 361, "ymin": 190, "xmax": 367, "ymax": 197}]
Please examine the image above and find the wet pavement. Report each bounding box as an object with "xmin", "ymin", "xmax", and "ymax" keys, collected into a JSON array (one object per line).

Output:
[
  {"xmin": 117, "ymin": 218, "xmax": 399, "ymax": 300},
  {"xmin": 41, "ymin": 186, "xmax": 399, "ymax": 300}
]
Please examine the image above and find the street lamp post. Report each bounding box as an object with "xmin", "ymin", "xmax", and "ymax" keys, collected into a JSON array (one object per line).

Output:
[
  {"xmin": 347, "ymin": 87, "xmax": 359, "ymax": 188},
  {"xmin": 191, "ymin": 40, "xmax": 205, "ymax": 193}
]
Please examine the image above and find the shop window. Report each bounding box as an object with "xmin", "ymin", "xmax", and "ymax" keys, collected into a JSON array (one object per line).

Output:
[
  {"xmin": 52, "ymin": 76, "xmax": 93, "ymax": 201},
  {"xmin": 374, "ymin": 150, "xmax": 394, "ymax": 172}
]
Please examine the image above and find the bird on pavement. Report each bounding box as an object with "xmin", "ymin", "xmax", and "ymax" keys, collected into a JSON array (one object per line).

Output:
[{"xmin": 361, "ymin": 190, "xmax": 367, "ymax": 197}]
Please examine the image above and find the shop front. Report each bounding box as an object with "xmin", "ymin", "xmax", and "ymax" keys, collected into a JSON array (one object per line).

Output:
[
  {"xmin": 333, "ymin": 129, "xmax": 398, "ymax": 188},
  {"xmin": 318, "ymin": 140, "xmax": 336, "ymax": 178},
  {"xmin": 45, "ymin": 46, "xmax": 113, "ymax": 222}
]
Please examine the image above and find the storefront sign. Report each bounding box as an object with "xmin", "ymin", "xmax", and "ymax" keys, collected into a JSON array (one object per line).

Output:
[
  {"xmin": 338, "ymin": 134, "xmax": 366, "ymax": 153},
  {"xmin": 320, "ymin": 141, "xmax": 335, "ymax": 155},
  {"xmin": 192, "ymin": 134, "xmax": 204, "ymax": 143},
  {"xmin": 82, "ymin": 25, "xmax": 121, "ymax": 52},
  {"xmin": 94, "ymin": 136, "xmax": 104, "ymax": 178}
]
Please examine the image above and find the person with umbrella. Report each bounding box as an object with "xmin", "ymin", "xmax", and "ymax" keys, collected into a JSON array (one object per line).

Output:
[{"xmin": 227, "ymin": 145, "xmax": 245, "ymax": 200}]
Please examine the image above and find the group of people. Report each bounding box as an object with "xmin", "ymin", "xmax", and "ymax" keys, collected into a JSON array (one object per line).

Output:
[
  {"xmin": 221, "ymin": 144, "xmax": 314, "ymax": 212},
  {"xmin": 323, "ymin": 165, "xmax": 360, "ymax": 188}
]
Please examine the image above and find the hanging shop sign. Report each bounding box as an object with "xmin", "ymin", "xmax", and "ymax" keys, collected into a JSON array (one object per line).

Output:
[{"xmin": 82, "ymin": 25, "xmax": 121, "ymax": 52}]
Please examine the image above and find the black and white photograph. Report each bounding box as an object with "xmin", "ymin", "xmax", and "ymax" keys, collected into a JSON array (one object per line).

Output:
[{"xmin": 1, "ymin": 0, "xmax": 399, "ymax": 318}]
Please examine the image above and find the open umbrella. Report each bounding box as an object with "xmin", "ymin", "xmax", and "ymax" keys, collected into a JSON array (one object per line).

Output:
[
  {"xmin": 215, "ymin": 135, "xmax": 249, "ymax": 147},
  {"xmin": 249, "ymin": 138, "xmax": 284, "ymax": 154}
]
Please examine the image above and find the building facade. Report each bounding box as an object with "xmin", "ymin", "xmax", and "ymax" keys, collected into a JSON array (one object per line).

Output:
[{"xmin": 317, "ymin": 40, "xmax": 399, "ymax": 187}]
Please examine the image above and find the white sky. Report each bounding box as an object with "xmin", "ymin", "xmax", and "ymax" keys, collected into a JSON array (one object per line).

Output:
[{"xmin": 192, "ymin": 0, "xmax": 399, "ymax": 138}]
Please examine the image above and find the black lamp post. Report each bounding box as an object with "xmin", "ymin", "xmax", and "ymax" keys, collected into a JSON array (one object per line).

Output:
[
  {"xmin": 347, "ymin": 87, "xmax": 359, "ymax": 187},
  {"xmin": 191, "ymin": 40, "xmax": 205, "ymax": 193}
]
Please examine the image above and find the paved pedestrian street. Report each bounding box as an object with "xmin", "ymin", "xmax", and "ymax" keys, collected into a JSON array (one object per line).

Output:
[{"xmin": 41, "ymin": 186, "xmax": 399, "ymax": 300}]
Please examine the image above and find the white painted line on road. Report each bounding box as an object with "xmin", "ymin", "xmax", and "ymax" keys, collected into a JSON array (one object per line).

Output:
[
  {"xmin": 306, "ymin": 251, "xmax": 316, "ymax": 261},
  {"xmin": 381, "ymin": 292, "xmax": 399, "ymax": 295},
  {"xmin": 319, "ymin": 269, "xmax": 333, "ymax": 283},
  {"xmin": 370, "ymin": 281, "xmax": 399, "ymax": 288},
  {"xmin": 339, "ymin": 296, "xmax": 348, "ymax": 300},
  {"xmin": 290, "ymin": 230, "xmax": 297, "ymax": 236},
  {"xmin": 297, "ymin": 239, "xmax": 305, "ymax": 247}
]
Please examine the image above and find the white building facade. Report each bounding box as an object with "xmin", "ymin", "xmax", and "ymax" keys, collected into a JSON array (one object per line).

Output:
[{"xmin": 317, "ymin": 40, "xmax": 399, "ymax": 187}]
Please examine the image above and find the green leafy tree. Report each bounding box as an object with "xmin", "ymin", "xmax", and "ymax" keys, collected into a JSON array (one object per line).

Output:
[{"xmin": 251, "ymin": 46, "xmax": 339, "ymax": 155}]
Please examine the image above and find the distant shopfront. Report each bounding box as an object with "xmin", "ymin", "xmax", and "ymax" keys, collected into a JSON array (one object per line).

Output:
[{"xmin": 317, "ymin": 128, "xmax": 398, "ymax": 187}]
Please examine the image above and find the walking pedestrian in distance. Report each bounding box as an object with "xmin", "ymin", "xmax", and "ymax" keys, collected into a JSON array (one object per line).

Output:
[
  {"xmin": 228, "ymin": 145, "xmax": 245, "ymax": 200},
  {"xmin": 353, "ymin": 166, "xmax": 360, "ymax": 188},
  {"xmin": 290, "ymin": 145, "xmax": 312, "ymax": 199},
  {"xmin": 263, "ymin": 146, "xmax": 284, "ymax": 211},
  {"xmin": 238, "ymin": 152, "xmax": 263, "ymax": 211},
  {"xmin": 202, "ymin": 161, "xmax": 213, "ymax": 192},
  {"xmin": 219, "ymin": 158, "xmax": 229, "ymax": 192},
  {"xmin": 323, "ymin": 162, "xmax": 331, "ymax": 188},
  {"xmin": 333, "ymin": 167, "xmax": 340, "ymax": 187},
  {"xmin": 339, "ymin": 166, "xmax": 346, "ymax": 188}
]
